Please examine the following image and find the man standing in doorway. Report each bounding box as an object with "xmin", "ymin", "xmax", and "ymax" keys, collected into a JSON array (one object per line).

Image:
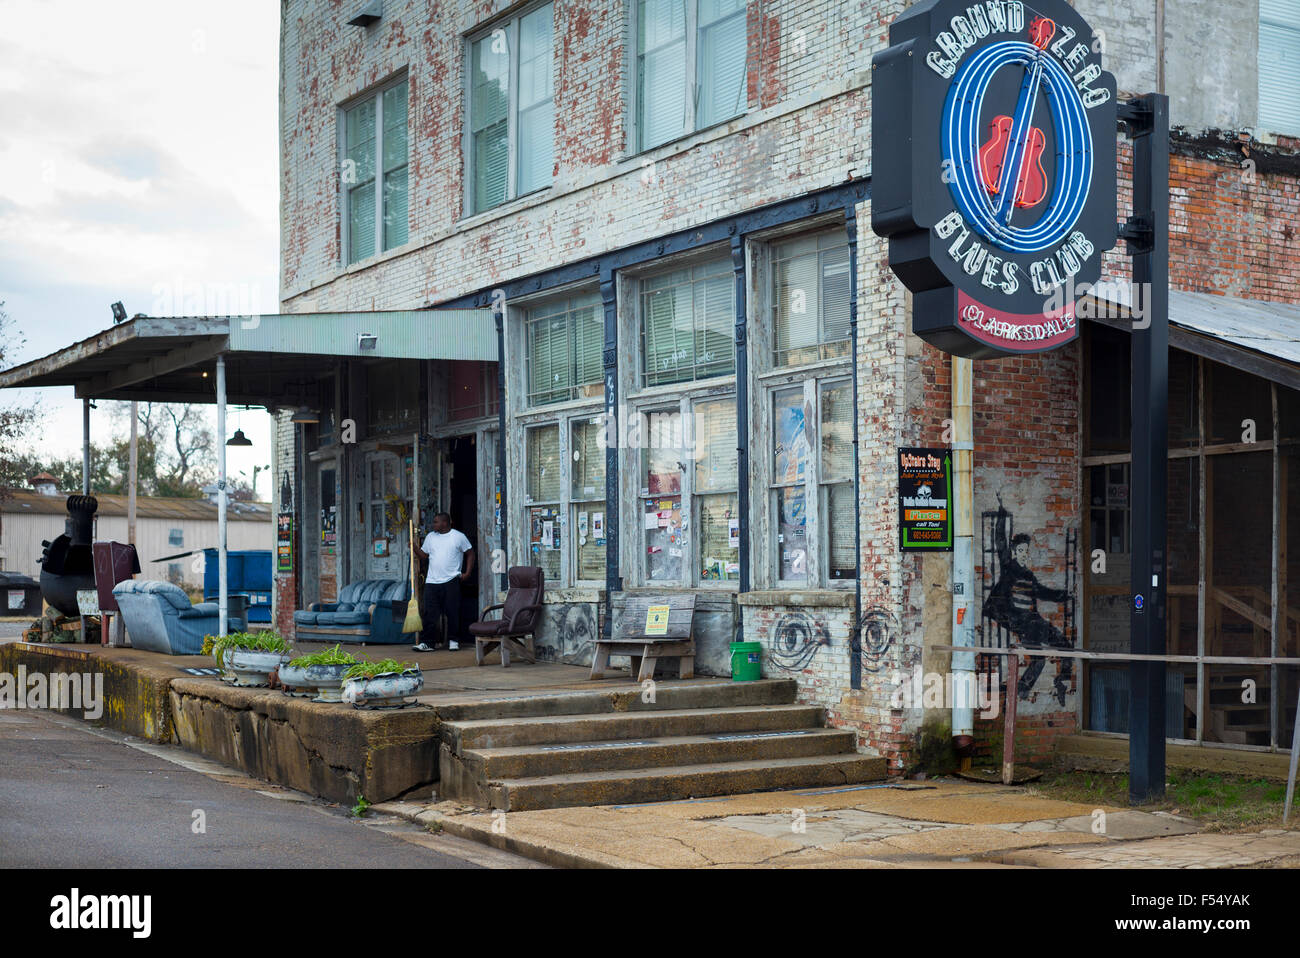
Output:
[{"xmin": 413, "ymin": 511, "xmax": 474, "ymax": 652}]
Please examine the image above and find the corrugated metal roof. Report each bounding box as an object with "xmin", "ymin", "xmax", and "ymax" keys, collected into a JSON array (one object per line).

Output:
[
  {"xmin": 1167, "ymin": 290, "xmax": 1300, "ymax": 367},
  {"xmin": 0, "ymin": 488, "xmax": 272, "ymax": 521}
]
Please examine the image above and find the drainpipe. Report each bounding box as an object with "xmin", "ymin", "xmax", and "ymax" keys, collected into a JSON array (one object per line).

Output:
[
  {"xmin": 494, "ymin": 302, "xmax": 508, "ymax": 595},
  {"xmin": 600, "ymin": 265, "xmax": 621, "ymax": 642},
  {"xmin": 951, "ymin": 357, "xmax": 976, "ymax": 762}
]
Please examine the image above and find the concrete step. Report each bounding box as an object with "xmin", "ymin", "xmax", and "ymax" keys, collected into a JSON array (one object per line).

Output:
[
  {"xmin": 459, "ymin": 727, "xmax": 858, "ymax": 780},
  {"xmin": 485, "ymin": 754, "xmax": 889, "ymax": 811},
  {"xmin": 428, "ymin": 678, "xmax": 797, "ymax": 722},
  {"xmin": 443, "ymin": 704, "xmax": 826, "ymax": 751}
]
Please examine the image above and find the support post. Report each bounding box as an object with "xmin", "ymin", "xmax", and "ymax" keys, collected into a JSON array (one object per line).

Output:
[
  {"xmin": 1003, "ymin": 651, "xmax": 1020, "ymax": 785},
  {"xmin": 845, "ymin": 206, "xmax": 863, "ymax": 691},
  {"xmin": 128, "ymin": 400, "xmax": 138, "ymax": 546},
  {"xmin": 216, "ymin": 356, "xmax": 229, "ymax": 639},
  {"xmin": 494, "ymin": 301, "xmax": 509, "ymax": 594},
  {"xmin": 601, "ymin": 266, "xmax": 621, "ymax": 642},
  {"xmin": 1123, "ymin": 93, "xmax": 1170, "ymax": 804},
  {"xmin": 731, "ymin": 233, "xmax": 750, "ymax": 643},
  {"xmin": 81, "ymin": 399, "xmax": 91, "ymax": 495}
]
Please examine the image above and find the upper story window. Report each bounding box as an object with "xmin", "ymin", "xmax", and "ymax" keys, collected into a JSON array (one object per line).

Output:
[
  {"xmin": 525, "ymin": 293, "xmax": 604, "ymax": 407},
  {"xmin": 635, "ymin": 0, "xmax": 747, "ymax": 152},
  {"xmin": 469, "ymin": 3, "xmax": 555, "ymax": 214},
  {"xmin": 1259, "ymin": 0, "xmax": 1300, "ymax": 137},
  {"xmin": 772, "ymin": 229, "xmax": 852, "ymax": 367},
  {"xmin": 168, "ymin": 528, "xmax": 184, "ymax": 547},
  {"xmin": 366, "ymin": 360, "xmax": 419, "ymax": 434},
  {"xmin": 343, "ymin": 78, "xmax": 409, "ymax": 264},
  {"xmin": 640, "ymin": 258, "xmax": 734, "ymax": 388}
]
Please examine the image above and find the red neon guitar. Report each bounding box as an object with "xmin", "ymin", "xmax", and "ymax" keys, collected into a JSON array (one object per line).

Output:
[{"xmin": 978, "ymin": 16, "xmax": 1056, "ymax": 214}]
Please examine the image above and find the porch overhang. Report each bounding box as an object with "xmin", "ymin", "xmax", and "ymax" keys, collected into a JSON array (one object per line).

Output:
[{"xmin": 0, "ymin": 309, "xmax": 496, "ymax": 405}]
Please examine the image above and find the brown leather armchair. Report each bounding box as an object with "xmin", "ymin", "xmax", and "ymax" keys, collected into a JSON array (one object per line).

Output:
[{"xmin": 469, "ymin": 566, "xmax": 545, "ymax": 667}]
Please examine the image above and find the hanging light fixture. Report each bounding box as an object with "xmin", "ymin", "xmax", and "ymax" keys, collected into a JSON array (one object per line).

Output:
[
  {"xmin": 226, "ymin": 429, "xmax": 253, "ymax": 447},
  {"xmin": 291, "ymin": 406, "xmax": 320, "ymax": 424}
]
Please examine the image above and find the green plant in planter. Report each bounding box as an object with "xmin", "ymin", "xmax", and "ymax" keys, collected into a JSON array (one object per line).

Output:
[
  {"xmin": 205, "ymin": 630, "xmax": 291, "ymax": 668},
  {"xmin": 343, "ymin": 658, "xmax": 418, "ymax": 680},
  {"xmin": 288, "ymin": 643, "xmax": 357, "ymax": 669}
]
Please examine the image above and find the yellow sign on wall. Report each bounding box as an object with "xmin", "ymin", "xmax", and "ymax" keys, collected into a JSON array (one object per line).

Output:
[{"xmin": 644, "ymin": 604, "xmax": 670, "ymax": 636}]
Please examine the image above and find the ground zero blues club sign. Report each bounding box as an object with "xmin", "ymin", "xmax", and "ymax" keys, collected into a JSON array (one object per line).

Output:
[{"xmin": 871, "ymin": 0, "xmax": 1117, "ymax": 358}]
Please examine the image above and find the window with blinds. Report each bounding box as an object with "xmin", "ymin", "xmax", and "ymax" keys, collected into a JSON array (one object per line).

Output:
[
  {"xmin": 344, "ymin": 79, "xmax": 408, "ymax": 264},
  {"xmin": 1260, "ymin": 0, "xmax": 1300, "ymax": 137},
  {"xmin": 469, "ymin": 3, "xmax": 555, "ymax": 214},
  {"xmin": 525, "ymin": 293, "xmax": 604, "ymax": 406},
  {"xmin": 636, "ymin": 0, "xmax": 747, "ymax": 152},
  {"xmin": 641, "ymin": 259, "xmax": 734, "ymax": 387},
  {"xmin": 772, "ymin": 229, "xmax": 852, "ymax": 367}
]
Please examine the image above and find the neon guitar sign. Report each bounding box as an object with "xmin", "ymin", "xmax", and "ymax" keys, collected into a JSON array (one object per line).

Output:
[{"xmin": 872, "ymin": 0, "xmax": 1118, "ymax": 359}]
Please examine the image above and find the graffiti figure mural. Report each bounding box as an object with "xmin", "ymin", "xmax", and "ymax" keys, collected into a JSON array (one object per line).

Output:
[{"xmin": 982, "ymin": 497, "xmax": 1074, "ymax": 705}]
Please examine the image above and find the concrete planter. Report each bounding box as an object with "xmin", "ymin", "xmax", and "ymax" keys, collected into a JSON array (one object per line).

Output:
[
  {"xmin": 342, "ymin": 669, "xmax": 423, "ymax": 709},
  {"xmin": 227, "ymin": 649, "xmax": 291, "ymax": 688},
  {"xmin": 304, "ymin": 663, "xmax": 353, "ymax": 703},
  {"xmin": 277, "ymin": 663, "xmax": 314, "ymax": 697}
]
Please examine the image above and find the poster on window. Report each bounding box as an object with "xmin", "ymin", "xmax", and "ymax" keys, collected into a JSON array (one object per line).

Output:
[{"xmin": 898, "ymin": 447, "xmax": 953, "ymax": 552}]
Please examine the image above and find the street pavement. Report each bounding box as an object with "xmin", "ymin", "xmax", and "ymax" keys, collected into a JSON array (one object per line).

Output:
[{"xmin": 0, "ymin": 708, "xmax": 542, "ymax": 868}]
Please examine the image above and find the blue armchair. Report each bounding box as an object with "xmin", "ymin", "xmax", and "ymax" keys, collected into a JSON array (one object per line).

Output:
[
  {"xmin": 112, "ymin": 580, "xmax": 246, "ymax": 655},
  {"xmin": 292, "ymin": 578, "xmax": 410, "ymax": 644}
]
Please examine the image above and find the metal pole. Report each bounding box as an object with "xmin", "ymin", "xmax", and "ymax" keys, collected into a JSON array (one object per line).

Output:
[
  {"xmin": 1285, "ymin": 685, "xmax": 1300, "ymax": 823},
  {"xmin": 1123, "ymin": 93, "xmax": 1170, "ymax": 804},
  {"xmin": 81, "ymin": 399, "xmax": 91, "ymax": 495},
  {"xmin": 127, "ymin": 400, "xmax": 138, "ymax": 545},
  {"xmin": 216, "ymin": 356, "xmax": 229, "ymax": 638}
]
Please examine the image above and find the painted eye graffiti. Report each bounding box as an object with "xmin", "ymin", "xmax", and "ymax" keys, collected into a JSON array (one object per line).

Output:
[
  {"xmin": 768, "ymin": 611, "xmax": 830, "ymax": 671},
  {"xmin": 858, "ymin": 607, "xmax": 896, "ymax": 674}
]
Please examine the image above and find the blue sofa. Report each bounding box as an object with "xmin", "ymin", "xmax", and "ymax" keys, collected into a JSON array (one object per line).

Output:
[
  {"xmin": 292, "ymin": 578, "xmax": 410, "ymax": 644},
  {"xmin": 112, "ymin": 580, "xmax": 246, "ymax": 655}
]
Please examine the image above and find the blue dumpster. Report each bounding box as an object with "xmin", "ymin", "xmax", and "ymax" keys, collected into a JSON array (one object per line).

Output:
[{"xmin": 202, "ymin": 549, "xmax": 273, "ymax": 624}]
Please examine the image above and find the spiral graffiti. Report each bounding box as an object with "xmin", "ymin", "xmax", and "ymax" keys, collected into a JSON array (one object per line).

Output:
[{"xmin": 767, "ymin": 611, "xmax": 830, "ymax": 671}]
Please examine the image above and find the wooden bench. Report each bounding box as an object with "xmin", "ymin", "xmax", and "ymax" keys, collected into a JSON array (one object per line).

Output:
[{"xmin": 590, "ymin": 594, "xmax": 696, "ymax": 682}]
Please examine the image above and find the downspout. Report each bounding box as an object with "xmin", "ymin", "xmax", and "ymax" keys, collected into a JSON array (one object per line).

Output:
[
  {"xmin": 951, "ymin": 357, "xmax": 976, "ymax": 760},
  {"xmin": 731, "ymin": 233, "xmax": 750, "ymax": 643},
  {"xmin": 845, "ymin": 207, "xmax": 862, "ymax": 690}
]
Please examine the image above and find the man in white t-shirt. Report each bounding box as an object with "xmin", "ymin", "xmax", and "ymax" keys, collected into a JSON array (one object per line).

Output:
[{"xmin": 413, "ymin": 511, "xmax": 474, "ymax": 651}]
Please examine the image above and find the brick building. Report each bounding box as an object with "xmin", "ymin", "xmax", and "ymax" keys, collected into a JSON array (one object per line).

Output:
[{"xmin": 269, "ymin": 0, "xmax": 1300, "ymax": 772}]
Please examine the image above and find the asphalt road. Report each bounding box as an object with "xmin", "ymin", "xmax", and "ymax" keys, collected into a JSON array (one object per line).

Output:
[{"xmin": 0, "ymin": 709, "xmax": 539, "ymax": 869}]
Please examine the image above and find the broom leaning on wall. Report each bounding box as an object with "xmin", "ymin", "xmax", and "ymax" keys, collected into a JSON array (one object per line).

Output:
[{"xmin": 403, "ymin": 520, "xmax": 423, "ymax": 635}]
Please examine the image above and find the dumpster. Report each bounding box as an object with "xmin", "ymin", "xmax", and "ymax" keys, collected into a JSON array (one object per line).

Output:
[
  {"xmin": 0, "ymin": 572, "xmax": 43, "ymax": 617},
  {"xmin": 202, "ymin": 549, "xmax": 273, "ymax": 624}
]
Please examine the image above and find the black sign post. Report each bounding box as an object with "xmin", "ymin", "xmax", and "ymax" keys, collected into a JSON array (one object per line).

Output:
[{"xmin": 1120, "ymin": 94, "xmax": 1170, "ymax": 803}]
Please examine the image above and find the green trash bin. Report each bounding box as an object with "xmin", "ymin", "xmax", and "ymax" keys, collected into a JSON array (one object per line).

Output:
[{"xmin": 730, "ymin": 641, "xmax": 762, "ymax": 682}]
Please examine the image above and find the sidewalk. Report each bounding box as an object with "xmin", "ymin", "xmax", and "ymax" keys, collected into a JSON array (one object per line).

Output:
[{"xmin": 374, "ymin": 779, "xmax": 1300, "ymax": 868}]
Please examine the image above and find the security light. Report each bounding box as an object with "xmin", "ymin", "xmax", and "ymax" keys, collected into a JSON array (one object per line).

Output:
[
  {"xmin": 358, "ymin": 332, "xmax": 378, "ymax": 350},
  {"xmin": 110, "ymin": 302, "xmax": 127, "ymax": 324}
]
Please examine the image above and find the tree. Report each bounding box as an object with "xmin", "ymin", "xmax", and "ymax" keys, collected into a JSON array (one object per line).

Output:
[
  {"xmin": 110, "ymin": 402, "xmax": 215, "ymax": 498},
  {"xmin": 0, "ymin": 302, "xmax": 42, "ymax": 498}
]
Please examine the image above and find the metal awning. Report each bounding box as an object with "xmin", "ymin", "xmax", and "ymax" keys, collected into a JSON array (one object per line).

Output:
[
  {"xmin": 1085, "ymin": 288, "xmax": 1300, "ymax": 391},
  {"xmin": 0, "ymin": 309, "xmax": 496, "ymax": 404}
]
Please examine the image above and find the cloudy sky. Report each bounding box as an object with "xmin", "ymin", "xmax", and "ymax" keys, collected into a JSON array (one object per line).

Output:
[{"xmin": 0, "ymin": 0, "xmax": 280, "ymax": 497}]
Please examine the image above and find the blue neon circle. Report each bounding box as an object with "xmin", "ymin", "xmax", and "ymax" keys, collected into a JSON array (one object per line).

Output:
[{"xmin": 941, "ymin": 40, "xmax": 1093, "ymax": 254}]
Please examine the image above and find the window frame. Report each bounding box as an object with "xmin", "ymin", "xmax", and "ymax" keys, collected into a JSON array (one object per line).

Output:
[
  {"xmin": 1259, "ymin": 0, "xmax": 1300, "ymax": 138},
  {"xmin": 631, "ymin": 0, "xmax": 748, "ymax": 155},
  {"xmin": 464, "ymin": 1, "xmax": 556, "ymax": 217},
  {"xmin": 751, "ymin": 219, "xmax": 857, "ymax": 590},
  {"xmin": 637, "ymin": 255, "xmax": 736, "ymax": 389},
  {"xmin": 523, "ymin": 292, "xmax": 605, "ymax": 408},
  {"xmin": 339, "ymin": 73, "xmax": 410, "ymax": 266}
]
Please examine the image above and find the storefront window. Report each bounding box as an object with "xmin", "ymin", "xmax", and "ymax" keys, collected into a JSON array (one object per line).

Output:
[
  {"xmin": 642, "ymin": 409, "xmax": 684, "ymax": 581},
  {"xmin": 571, "ymin": 417, "xmax": 607, "ymax": 582},
  {"xmin": 693, "ymin": 398, "xmax": 739, "ymax": 581},
  {"xmin": 525, "ymin": 424, "xmax": 561, "ymax": 581},
  {"xmin": 820, "ymin": 380, "xmax": 856, "ymax": 578},
  {"xmin": 773, "ymin": 386, "xmax": 809, "ymax": 581}
]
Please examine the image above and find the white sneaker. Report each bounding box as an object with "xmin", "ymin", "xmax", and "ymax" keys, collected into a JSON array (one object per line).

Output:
[
  {"xmin": 448, "ymin": 641, "xmax": 460, "ymax": 651},
  {"xmin": 412, "ymin": 642, "xmax": 433, "ymax": 652}
]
